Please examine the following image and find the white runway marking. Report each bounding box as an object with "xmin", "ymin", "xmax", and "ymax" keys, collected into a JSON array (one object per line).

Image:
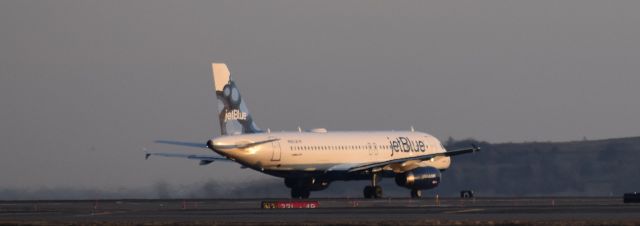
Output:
[{"xmin": 444, "ymin": 208, "xmax": 484, "ymax": 214}]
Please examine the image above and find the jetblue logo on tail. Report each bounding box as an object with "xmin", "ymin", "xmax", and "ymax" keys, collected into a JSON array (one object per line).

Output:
[{"xmin": 224, "ymin": 109, "xmax": 248, "ymax": 122}]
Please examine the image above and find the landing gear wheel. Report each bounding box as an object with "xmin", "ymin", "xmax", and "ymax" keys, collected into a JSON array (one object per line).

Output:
[
  {"xmin": 363, "ymin": 186, "xmax": 373, "ymax": 199},
  {"xmin": 364, "ymin": 186, "xmax": 383, "ymax": 198},
  {"xmin": 291, "ymin": 188, "xmax": 310, "ymax": 199},
  {"xmin": 411, "ymin": 189, "xmax": 422, "ymax": 199},
  {"xmin": 373, "ymin": 186, "xmax": 383, "ymax": 198},
  {"xmin": 364, "ymin": 173, "xmax": 383, "ymax": 199},
  {"xmin": 301, "ymin": 189, "xmax": 310, "ymax": 199},
  {"xmin": 291, "ymin": 188, "xmax": 301, "ymax": 199}
]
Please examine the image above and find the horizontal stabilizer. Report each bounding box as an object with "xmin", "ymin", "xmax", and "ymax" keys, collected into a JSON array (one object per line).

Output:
[
  {"xmin": 145, "ymin": 152, "xmax": 230, "ymax": 165},
  {"xmin": 212, "ymin": 138, "xmax": 280, "ymax": 150},
  {"xmin": 155, "ymin": 140, "xmax": 205, "ymax": 149}
]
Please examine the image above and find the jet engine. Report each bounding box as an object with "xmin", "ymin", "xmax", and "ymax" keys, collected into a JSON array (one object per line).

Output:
[{"xmin": 395, "ymin": 167, "xmax": 441, "ymax": 190}]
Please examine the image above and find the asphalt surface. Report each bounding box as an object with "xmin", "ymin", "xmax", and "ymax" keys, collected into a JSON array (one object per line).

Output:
[{"xmin": 1, "ymin": 197, "xmax": 639, "ymax": 225}]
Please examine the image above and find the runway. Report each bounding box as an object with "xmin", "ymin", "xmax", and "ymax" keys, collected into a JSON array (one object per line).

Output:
[{"xmin": 1, "ymin": 197, "xmax": 639, "ymax": 225}]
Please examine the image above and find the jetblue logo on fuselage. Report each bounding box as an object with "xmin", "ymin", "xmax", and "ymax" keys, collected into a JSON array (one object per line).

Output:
[
  {"xmin": 389, "ymin": 137, "xmax": 426, "ymax": 156},
  {"xmin": 224, "ymin": 109, "xmax": 247, "ymax": 122}
]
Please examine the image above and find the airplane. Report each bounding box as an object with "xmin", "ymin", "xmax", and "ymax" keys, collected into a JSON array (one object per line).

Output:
[{"xmin": 146, "ymin": 63, "xmax": 480, "ymax": 199}]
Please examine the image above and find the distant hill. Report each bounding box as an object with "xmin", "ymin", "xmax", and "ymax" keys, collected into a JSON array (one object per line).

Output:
[{"xmin": 438, "ymin": 137, "xmax": 640, "ymax": 196}]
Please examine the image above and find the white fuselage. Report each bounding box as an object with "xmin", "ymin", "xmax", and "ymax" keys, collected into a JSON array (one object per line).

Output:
[{"xmin": 210, "ymin": 130, "xmax": 451, "ymax": 175}]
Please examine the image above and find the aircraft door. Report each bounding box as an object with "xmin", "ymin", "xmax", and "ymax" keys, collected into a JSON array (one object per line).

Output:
[{"xmin": 271, "ymin": 140, "xmax": 281, "ymax": 161}]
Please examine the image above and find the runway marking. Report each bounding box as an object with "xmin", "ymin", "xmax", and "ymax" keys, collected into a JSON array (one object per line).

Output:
[
  {"xmin": 75, "ymin": 211, "xmax": 115, "ymax": 217},
  {"xmin": 92, "ymin": 211, "xmax": 114, "ymax": 216},
  {"xmin": 444, "ymin": 208, "xmax": 484, "ymax": 214},
  {"xmin": 420, "ymin": 205, "xmax": 453, "ymax": 208}
]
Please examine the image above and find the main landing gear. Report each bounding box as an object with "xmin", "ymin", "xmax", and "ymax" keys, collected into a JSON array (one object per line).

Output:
[
  {"xmin": 291, "ymin": 187, "xmax": 310, "ymax": 199},
  {"xmin": 363, "ymin": 185, "xmax": 382, "ymax": 199},
  {"xmin": 285, "ymin": 178, "xmax": 312, "ymax": 199},
  {"xmin": 363, "ymin": 173, "xmax": 383, "ymax": 199}
]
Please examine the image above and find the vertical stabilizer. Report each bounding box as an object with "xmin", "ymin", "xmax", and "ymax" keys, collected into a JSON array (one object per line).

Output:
[{"xmin": 212, "ymin": 63, "xmax": 261, "ymax": 135}]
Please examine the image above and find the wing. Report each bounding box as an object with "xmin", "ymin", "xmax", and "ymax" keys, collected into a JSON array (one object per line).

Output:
[
  {"xmin": 145, "ymin": 152, "xmax": 231, "ymax": 165},
  {"xmin": 329, "ymin": 144, "xmax": 481, "ymax": 173}
]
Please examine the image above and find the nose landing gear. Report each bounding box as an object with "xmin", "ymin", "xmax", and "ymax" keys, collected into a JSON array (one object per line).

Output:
[{"xmin": 411, "ymin": 189, "xmax": 422, "ymax": 199}]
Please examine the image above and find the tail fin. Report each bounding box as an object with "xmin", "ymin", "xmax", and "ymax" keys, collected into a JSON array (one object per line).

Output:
[{"xmin": 212, "ymin": 63, "xmax": 262, "ymax": 135}]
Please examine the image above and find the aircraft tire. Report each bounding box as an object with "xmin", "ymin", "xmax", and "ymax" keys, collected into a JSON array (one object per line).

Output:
[
  {"xmin": 291, "ymin": 187, "xmax": 310, "ymax": 199},
  {"xmin": 373, "ymin": 186, "xmax": 383, "ymax": 198},
  {"xmin": 291, "ymin": 188, "xmax": 301, "ymax": 199},
  {"xmin": 301, "ymin": 189, "xmax": 310, "ymax": 199},
  {"xmin": 363, "ymin": 186, "xmax": 373, "ymax": 199},
  {"xmin": 411, "ymin": 189, "xmax": 422, "ymax": 199}
]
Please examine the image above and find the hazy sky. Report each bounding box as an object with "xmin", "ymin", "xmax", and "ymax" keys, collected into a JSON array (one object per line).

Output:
[{"xmin": 2, "ymin": 1, "xmax": 640, "ymax": 189}]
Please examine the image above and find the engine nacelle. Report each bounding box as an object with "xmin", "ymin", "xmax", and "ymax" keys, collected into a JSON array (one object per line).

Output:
[
  {"xmin": 395, "ymin": 167, "xmax": 441, "ymax": 190},
  {"xmin": 284, "ymin": 178, "xmax": 330, "ymax": 191}
]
